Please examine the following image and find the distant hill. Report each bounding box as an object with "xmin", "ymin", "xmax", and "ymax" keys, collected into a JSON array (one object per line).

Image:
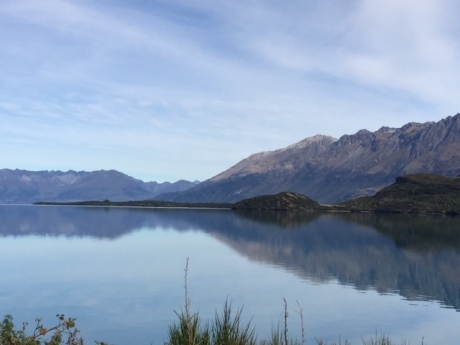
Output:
[
  {"xmin": 340, "ymin": 173, "xmax": 460, "ymax": 214},
  {"xmin": 0, "ymin": 169, "xmax": 199, "ymax": 204},
  {"xmin": 156, "ymin": 113, "xmax": 460, "ymax": 203},
  {"xmin": 232, "ymin": 192, "xmax": 320, "ymax": 211}
]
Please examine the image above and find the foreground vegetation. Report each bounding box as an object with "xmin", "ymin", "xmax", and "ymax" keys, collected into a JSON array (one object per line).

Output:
[
  {"xmin": 1, "ymin": 261, "xmax": 427, "ymax": 345},
  {"xmin": 0, "ymin": 305, "xmax": 426, "ymax": 345}
]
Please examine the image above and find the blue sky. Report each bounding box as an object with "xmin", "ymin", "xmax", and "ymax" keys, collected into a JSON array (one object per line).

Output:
[{"xmin": 1, "ymin": 0, "xmax": 459, "ymax": 182}]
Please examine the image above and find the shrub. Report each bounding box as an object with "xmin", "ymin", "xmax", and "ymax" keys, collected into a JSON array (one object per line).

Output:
[{"xmin": 0, "ymin": 314, "xmax": 83, "ymax": 345}]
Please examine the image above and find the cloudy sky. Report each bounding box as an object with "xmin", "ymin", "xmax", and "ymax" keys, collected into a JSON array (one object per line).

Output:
[{"xmin": 1, "ymin": 0, "xmax": 459, "ymax": 182}]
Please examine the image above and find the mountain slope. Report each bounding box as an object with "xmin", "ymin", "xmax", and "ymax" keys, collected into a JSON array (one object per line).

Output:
[
  {"xmin": 340, "ymin": 173, "xmax": 460, "ymax": 214},
  {"xmin": 157, "ymin": 113, "xmax": 460, "ymax": 203},
  {"xmin": 0, "ymin": 169, "xmax": 199, "ymax": 204}
]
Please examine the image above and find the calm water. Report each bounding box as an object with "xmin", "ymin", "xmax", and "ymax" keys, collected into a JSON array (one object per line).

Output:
[{"xmin": 1, "ymin": 205, "xmax": 460, "ymax": 344}]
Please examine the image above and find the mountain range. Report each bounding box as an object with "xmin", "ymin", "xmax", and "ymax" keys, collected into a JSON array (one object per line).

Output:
[
  {"xmin": 0, "ymin": 169, "xmax": 199, "ymax": 204},
  {"xmin": 157, "ymin": 113, "xmax": 460, "ymax": 203},
  {"xmin": 3, "ymin": 113, "xmax": 460, "ymax": 204}
]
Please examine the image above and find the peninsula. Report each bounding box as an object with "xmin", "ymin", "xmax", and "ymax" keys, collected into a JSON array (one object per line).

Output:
[{"xmin": 35, "ymin": 173, "xmax": 460, "ymax": 215}]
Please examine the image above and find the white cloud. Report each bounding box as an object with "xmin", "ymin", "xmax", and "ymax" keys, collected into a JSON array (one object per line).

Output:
[{"xmin": 0, "ymin": 0, "xmax": 459, "ymax": 181}]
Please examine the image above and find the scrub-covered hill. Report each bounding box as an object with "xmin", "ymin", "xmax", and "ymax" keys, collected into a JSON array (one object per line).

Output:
[{"xmin": 340, "ymin": 173, "xmax": 460, "ymax": 214}]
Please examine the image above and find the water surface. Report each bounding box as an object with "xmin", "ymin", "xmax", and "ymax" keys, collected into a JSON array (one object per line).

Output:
[{"xmin": 0, "ymin": 205, "xmax": 459, "ymax": 344}]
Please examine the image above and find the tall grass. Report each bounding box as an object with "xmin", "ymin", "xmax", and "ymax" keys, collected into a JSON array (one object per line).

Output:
[
  {"xmin": 165, "ymin": 258, "xmax": 257, "ymax": 345},
  {"xmin": 164, "ymin": 259, "xmax": 423, "ymax": 345}
]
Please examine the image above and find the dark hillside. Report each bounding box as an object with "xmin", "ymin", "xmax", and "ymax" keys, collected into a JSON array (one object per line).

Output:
[
  {"xmin": 340, "ymin": 173, "xmax": 460, "ymax": 214},
  {"xmin": 232, "ymin": 192, "xmax": 321, "ymax": 211}
]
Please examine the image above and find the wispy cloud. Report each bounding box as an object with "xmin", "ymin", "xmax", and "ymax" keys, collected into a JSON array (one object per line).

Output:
[{"xmin": 0, "ymin": 0, "xmax": 459, "ymax": 181}]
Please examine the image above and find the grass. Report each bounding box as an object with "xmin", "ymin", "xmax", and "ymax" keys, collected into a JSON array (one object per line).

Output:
[
  {"xmin": 0, "ymin": 260, "xmax": 427, "ymax": 345},
  {"xmin": 164, "ymin": 259, "xmax": 424, "ymax": 345}
]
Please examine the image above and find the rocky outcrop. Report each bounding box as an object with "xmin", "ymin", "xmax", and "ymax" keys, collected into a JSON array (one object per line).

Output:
[{"xmin": 158, "ymin": 114, "xmax": 460, "ymax": 203}]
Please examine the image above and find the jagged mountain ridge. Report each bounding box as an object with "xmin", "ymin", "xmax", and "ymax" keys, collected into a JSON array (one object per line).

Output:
[
  {"xmin": 0, "ymin": 169, "xmax": 199, "ymax": 204},
  {"xmin": 157, "ymin": 113, "xmax": 460, "ymax": 203}
]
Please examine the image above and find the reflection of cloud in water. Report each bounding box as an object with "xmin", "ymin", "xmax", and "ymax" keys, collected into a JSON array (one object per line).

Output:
[{"xmin": 2, "ymin": 205, "xmax": 460, "ymax": 311}]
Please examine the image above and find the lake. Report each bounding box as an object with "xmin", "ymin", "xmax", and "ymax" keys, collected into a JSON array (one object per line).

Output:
[{"xmin": 1, "ymin": 205, "xmax": 460, "ymax": 344}]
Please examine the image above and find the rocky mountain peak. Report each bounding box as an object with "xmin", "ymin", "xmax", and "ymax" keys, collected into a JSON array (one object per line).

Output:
[
  {"xmin": 164, "ymin": 113, "xmax": 460, "ymax": 204},
  {"xmin": 376, "ymin": 126, "xmax": 396, "ymax": 134},
  {"xmin": 211, "ymin": 135, "xmax": 337, "ymax": 182},
  {"xmin": 283, "ymin": 135, "xmax": 337, "ymax": 151}
]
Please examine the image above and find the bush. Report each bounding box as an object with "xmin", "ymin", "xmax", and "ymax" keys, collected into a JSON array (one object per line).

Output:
[{"xmin": 0, "ymin": 314, "xmax": 84, "ymax": 345}]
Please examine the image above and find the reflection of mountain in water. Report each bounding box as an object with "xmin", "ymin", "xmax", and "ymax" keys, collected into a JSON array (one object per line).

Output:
[
  {"xmin": 334, "ymin": 212, "xmax": 460, "ymax": 252},
  {"xmin": 1, "ymin": 205, "xmax": 460, "ymax": 311},
  {"xmin": 220, "ymin": 212, "xmax": 460, "ymax": 312},
  {"xmin": 0, "ymin": 205, "xmax": 231, "ymax": 239}
]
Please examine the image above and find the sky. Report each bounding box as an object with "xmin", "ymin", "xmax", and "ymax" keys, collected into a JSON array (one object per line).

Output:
[{"xmin": 1, "ymin": 0, "xmax": 460, "ymax": 183}]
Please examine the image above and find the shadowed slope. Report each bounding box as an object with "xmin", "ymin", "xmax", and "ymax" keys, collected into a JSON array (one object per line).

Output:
[{"xmin": 340, "ymin": 173, "xmax": 460, "ymax": 214}]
